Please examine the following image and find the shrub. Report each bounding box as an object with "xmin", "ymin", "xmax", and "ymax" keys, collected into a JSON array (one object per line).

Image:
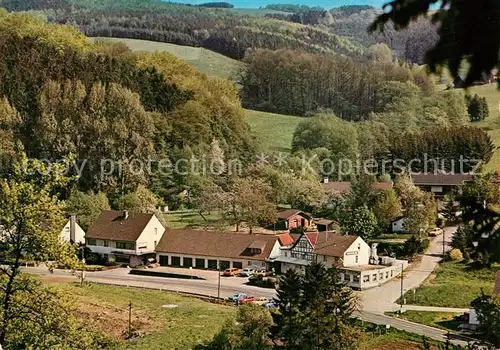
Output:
[
  {"xmin": 448, "ymin": 248, "xmax": 463, "ymax": 261},
  {"xmin": 247, "ymin": 275, "xmax": 276, "ymax": 289}
]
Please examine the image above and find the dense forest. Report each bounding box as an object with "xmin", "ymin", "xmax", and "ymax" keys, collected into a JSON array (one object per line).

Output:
[
  {"xmin": 0, "ymin": 11, "xmax": 255, "ymax": 200},
  {"xmin": 0, "ymin": 0, "xmax": 438, "ymax": 64},
  {"xmin": 240, "ymin": 48, "xmax": 437, "ymax": 118},
  {"xmin": 1, "ymin": 0, "xmax": 362, "ymax": 59}
]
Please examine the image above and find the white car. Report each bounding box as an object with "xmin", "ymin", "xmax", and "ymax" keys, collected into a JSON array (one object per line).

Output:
[
  {"xmin": 239, "ymin": 268, "xmax": 256, "ymax": 277},
  {"xmin": 429, "ymin": 227, "xmax": 444, "ymax": 237}
]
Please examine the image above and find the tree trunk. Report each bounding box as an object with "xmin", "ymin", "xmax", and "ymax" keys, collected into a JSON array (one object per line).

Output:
[{"xmin": 0, "ymin": 260, "xmax": 19, "ymax": 345}]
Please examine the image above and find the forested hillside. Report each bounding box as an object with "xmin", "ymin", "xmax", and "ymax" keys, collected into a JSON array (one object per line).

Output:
[
  {"xmin": 1, "ymin": 0, "xmax": 364, "ymax": 59},
  {"xmin": 0, "ymin": 11, "xmax": 254, "ymax": 199},
  {"xmin": 267, "ymin": 6, "xmax": 438, "ymax": 64}
]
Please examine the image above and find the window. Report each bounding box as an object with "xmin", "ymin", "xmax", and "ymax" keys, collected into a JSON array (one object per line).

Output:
[
  {"xmin": 379, "ymin": 273, "xmax": 384, "ymax": 279},
  {"xmin": 284, "ymin": 252, "xmax": 288, "ymax": 257},
  {"xmin": 155, "ymin": 227, "xmax": 158, "ymax": 235},
  {"xmin": 116, "ymin": 242, "xmax": 135, "ymax": 250},
  {"xmin": 355, "ymin": 256, "xmax": 358, "ymax": 263},
  {"xmin": 372, "ymin": 274, "xmax": 377, "ymax": 281},
  {"xmin": 363, "ymin": 275, "xmax": 369, "ymax": 282},
  {"xmin": 87, "ymin": 238, "xmax": 96, "ymax": 246},
  {"xmin": 357, "ymin": 243, "xmax": 361, "ymax": 250},
  {"xmin": 154, "ymin": 240, "xmax": 157, "ymax": 247},
  {"xmin": 103, "ymin": 240, "xmax": 109, "ymax": 247},
  {"xmin": 323, "ymin": 255, "xmax": 327, "ymax": 262}
]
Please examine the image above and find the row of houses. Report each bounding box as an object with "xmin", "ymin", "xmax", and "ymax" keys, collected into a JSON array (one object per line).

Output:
[
  {"xmin": 71, "ymin": 210, "xmax": 407, "ymax": 290},
  {"xmin": 322, "ymin": 173, "xmax": 474, "ymax": 197}
]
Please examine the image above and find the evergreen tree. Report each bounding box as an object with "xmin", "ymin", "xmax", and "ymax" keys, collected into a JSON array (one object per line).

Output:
[{"xmin": 273, "ymin": 262, "xmax": 361, "ymax": 349}]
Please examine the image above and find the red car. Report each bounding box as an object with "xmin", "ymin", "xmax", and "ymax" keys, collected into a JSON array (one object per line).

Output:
[{"xmin": 240, "ymin": 296, "xmax": 256, "ymax": 304}]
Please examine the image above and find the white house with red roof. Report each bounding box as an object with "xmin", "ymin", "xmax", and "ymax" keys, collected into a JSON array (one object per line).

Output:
[{"xmin": 274, "ymin": 232, "xmax": 408, "ymax": 289}]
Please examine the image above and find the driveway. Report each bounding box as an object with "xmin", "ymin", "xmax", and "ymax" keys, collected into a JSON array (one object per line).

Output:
[{"xmin": 360, "ymin": 226, "xmax": 456, "ymax": 313}]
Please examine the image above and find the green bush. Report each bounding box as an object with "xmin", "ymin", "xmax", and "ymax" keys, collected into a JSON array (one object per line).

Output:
[{"xmin": 247, "ymin": 275, "xmax": 276, "ymax": 289}]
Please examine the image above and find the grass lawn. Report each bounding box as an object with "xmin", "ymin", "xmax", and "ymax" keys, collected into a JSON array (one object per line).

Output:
[
  {"xmin": 377, "ymin": 233, "xmax": 414, "ymax": 240},
  {"xmin": 244, "ymin": 109, "xmax": 303, "ymax": 153},
  {"xmin": 456, "ymin": 83, "xmax": 500, "ymax": 171},
  {"xmin": 400, "ymin": 261, "xmax": 499, "ymax": 308},
  {"xmin": 52, "ymin": 282, "xmax": 235, "ymax": 349},
  {"xmin": 360, "ymin": 323, "xmax": 442, "ymax": 350},
  {"xmin": 164, "ymin": 210, "xmax": 222, "ymax": 229},
  {"xmin": 386, "ymin": 311, "xmax": 462, "ymax": 333},
  {"xmin": 90, "ymin": 37, "xmax": 245, "ymax": 81}
]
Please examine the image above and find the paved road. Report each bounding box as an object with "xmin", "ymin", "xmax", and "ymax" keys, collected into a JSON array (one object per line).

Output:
[
  {"xmin": 357, "ymin": 311, "xmax": 475, "ymax": 347},
  {"xmin": 360, "ymin": 227, "xmax": 455, "ymax": 313},
  {"xmin": 23, "ymin": 227, "xmax": 469, "ymax": 345}
]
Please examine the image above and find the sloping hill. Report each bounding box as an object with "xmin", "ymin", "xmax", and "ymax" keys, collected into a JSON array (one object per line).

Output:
[
  {"xmin": 244, "ymin": 109, "xmax": 302, "ymax": 153},
  {"xmin": 91, "ymin": 37, "xmax": 244, "ymax": 80}
]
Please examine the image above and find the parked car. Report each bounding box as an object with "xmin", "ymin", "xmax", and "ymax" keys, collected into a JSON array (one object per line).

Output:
[
  {"xmin": 240, "ymin": 296, "xmax": 256, "ymax": 304},
  {"xmin": 262, "ymin": 301, "xmax": 276, "ymax": 309},
  {"xmin": 239, "ymin": 268, "xmax": 256, "ymax": 277},
  {"xmin": 428, "ymin": 227, "xmax": 444, "ymax": 237},
  {"xmin": 255, "ymin": 269, "xmax": 271, "ymax": 277},
  {"xmin": 223, "ymin": 268, "xmax": 242, "ymax": 276},
  {"xmin": 251, "ymin": 297, "xmax": 269, "ymax": 306},
  {"xmin": 227, "ymin": 293, "xmax": 247, "ymax": 303}
]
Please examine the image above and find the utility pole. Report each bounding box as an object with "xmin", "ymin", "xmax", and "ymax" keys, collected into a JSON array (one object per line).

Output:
[
  {"xmin": 217, "ymin": 259, "xmax": 221, "ymax": 303},
  {"xmin": 399, "ymin": 263, "xmax": 404, "ymax": 313},
  {"xmin": 128, "ymin": 301, "xmax": 132, "ymax": 339}
]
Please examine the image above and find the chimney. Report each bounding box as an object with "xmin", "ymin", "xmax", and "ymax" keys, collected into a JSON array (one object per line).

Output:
[
  {"xmin": 124, "ymin": 211, "xmax": 129, "ymax": 220},
  {"xmin": 70, "ymin": 215, "xmax": 76, "ymax": 243},
  {"xmin": 323, "ymin": 176, "xmax": 329, "ymax": 184}
]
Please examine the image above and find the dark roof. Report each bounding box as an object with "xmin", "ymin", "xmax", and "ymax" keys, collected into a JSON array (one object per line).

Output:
[
  {"xmin": 314, "ymin": 218, "xmax": 335, "ymax": 226},
  {"xmin": 278, "ymin": 233, "xmax": 295, "ymax": 246},
  {"xmin": 155, "ymin": 229, "xmax": 279, "ymax": 261},
  {"xmin": 85, "ymin": 210, "xmax": 156, "ymax": 241},
  {"xmin": 494, "ymin": 271, "xmax": 500, "ymax": 295},
  {"xmin": 314, "ymin": 235, "xmax": 359, "ymax": 257},
  {"xmin": 322, "ymin": 181, "xmax": 392, "ymax": 193},
  {"xmin": 411, "ymin": 173, "xmax": 473, "ymax": 186},
  {"xmin": 277, "ymin": 209, "xmax": 311, "ymax": 220}
]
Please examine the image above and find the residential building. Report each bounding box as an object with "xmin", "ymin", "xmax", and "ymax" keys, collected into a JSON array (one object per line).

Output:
[
  {"xmin": 314, "ymin": 218, "xmax": 339, "ymax": 232},
  {"xmin": 275, "ymin": 210, "xmax": 313, "ymax": 231},
  {"xmin": 391, "ymin": 217, "xmax": 408, "ymax": 233},
  {"xmin": 411, "ymin": 173, "xmax": 473, "ymax": 197},
  {"xmin": 322, "ymin": 180, "xmax": 393, "ymax": 194},
  {"xmin": 277, "ymin": 233, "xmax": 295, "ymax": 247},
  {"xmin": 155, "ymin": 229, "xmax": 281, "ymax": 271},
  {"xmin": 60, "ymin": 215, "xmax": 85, "ymax": 244},
  {"xmin": 275, "ymin": 232, "xmax": 408, "ymax": 289},
  {"xmin": 85, "ymin": 210, "xmax": 165, "ymax": 267}
]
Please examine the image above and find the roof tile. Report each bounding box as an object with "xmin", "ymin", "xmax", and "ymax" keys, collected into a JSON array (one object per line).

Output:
[{"xmin": 156, "ymin": 229, "xmax": 279, "ymax": 261}]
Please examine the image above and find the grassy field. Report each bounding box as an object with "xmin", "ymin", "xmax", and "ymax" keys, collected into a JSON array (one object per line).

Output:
[
  {"xmin": 399, "ymin": 261, "xmax": 499, "ymax": 308},
  {"xmin": 52, "ymin": 282, "xmax": 235, "ymax": 349},
  {"xmin": 244, "ymin": 109, "xmax": 303, "ymax": 153},
  {"xmin": 164, "ymin": 210, "xmax": 222, "ymax": 229},
  {"xmin": 467, "ymin": 83, "xmax": 500, "ymax": 171},
  {"xmin": 387, "ymin": 311, "xmax": 462, "ymax": 333},
  {"xmin": 91, "ymin": 37, "xmax": 245, "ymax": 81},
  {"xmin": 44, "ymin": 280, "xmax": 446, "ymax": 350}
]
